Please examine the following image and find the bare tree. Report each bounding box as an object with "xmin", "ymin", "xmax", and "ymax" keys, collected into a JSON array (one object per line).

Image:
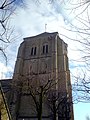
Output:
[
  {"xmin": 20, "ymin": 75, "xmax": 56, "ymax": 120},
  {"xmin": 0, "ymin": 0, "xmax": 25, "ymax": 63},
  {"xmin": 72, "ymin": 73, "xmax": 90, "ymax": 103},
  {"xmin": 10, "ymin": 70, "xmax": 73, "ymax": 120},
  {"xmin": 0, "ymin": 1, "xmax": 25, "ymax": 119},
  {"xmin": 86, "ymin": 115, "xmax": 90, "ymax": 120},
  {"xmin": 7, "ymin": 73, "xmax": 56, "ymax": 120},
  {"xmin": 46, "ymin": 90, "xmax": 71, "ymax": 120},
  {"xmin": 59, "ymin": 0, "xmax": 90, "ymax": 103}
]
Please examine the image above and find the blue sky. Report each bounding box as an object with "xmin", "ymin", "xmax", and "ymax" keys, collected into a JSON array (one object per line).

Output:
[{"xmin": 0, "ymin": 0, "xmax": 90, "ymax": 120}]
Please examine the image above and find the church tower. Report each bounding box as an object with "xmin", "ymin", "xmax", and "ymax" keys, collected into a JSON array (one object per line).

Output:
[{"xmin": 12, "ymin": 32, "xmax": 74, "ymax": 120}]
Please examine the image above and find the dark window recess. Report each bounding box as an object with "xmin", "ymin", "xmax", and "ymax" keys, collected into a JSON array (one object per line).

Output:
[
  {"xmin": 43, "ymin": 45, "xmax": 48, "ymax": 54},
  {"xmin": 31, "ymin": 47, "xmax": 37, "ymax": 55},
  {"xmin": 43, "ymin": 45, "xmax": 45, "ymax": 54},
  {"xmin": 46, "ymin": 45, "xmax": 48, "ymax": 53},
  {"xmin": 31, "ymin": 47, "xmax": 33, "ymax": 55}
]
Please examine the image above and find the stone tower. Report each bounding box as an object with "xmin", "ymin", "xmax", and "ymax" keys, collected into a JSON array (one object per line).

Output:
[{"xmin": 12, "ymin": 32, "xmax": 74, "ymax": 120}]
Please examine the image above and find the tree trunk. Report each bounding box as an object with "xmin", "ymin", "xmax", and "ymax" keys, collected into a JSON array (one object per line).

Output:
[
  {"xmin": 37, "ymin": 104, "xmax": 42, "ymax": 120},
  {"xmin": 37, "ymin": 87, "xmax": 43, "ymax": 120}
]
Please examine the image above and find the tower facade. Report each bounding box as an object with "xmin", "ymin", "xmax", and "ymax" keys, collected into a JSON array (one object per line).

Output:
[{"xmin": 12, "ymin": 32, "xmax": 74, "ymax": 120}]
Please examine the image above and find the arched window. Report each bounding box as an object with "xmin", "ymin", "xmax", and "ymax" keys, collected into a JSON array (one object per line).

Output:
[
  {"xmin": 31, "ymin": 47, "xmax": 37, "ymax": 55},
  {"xmin": 31, "ymin": 47, "xmax": 33, "ymax": 55},
  {"xmin": 43, "ymin": 44, "xmax": 48, "ymax": 54}
]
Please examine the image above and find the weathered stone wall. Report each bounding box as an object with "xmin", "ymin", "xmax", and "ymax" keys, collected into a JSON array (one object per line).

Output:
[{"xmin": 12, "ymin": 32, "xmax": 74, "ymax": 120}]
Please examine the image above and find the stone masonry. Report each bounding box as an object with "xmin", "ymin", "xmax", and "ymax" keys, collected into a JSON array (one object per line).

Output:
[{"xmin": 10, "ymin": 32, "xmax": 74, "ymax": 120}]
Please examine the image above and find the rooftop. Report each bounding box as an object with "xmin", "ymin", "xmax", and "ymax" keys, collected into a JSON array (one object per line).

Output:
[{"xmin": 24, "ymin": 32, "xmax": 59, "ymax": 40}]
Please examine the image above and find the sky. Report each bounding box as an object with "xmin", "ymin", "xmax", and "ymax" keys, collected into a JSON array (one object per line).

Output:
[{"xmin": 0, "ymin": 0, "xmax": 90, "ymax": 120}]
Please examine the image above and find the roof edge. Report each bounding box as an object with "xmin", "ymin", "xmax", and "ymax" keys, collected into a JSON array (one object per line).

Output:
[{"xmin": 24, "ymin": 32, "xmax": 58, "ymax": 40}]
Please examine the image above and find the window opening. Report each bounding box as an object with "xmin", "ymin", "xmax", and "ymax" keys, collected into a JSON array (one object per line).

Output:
[
  {"xmin": 31, "ymin": 47, "xmax": 33, "ymax": 55},
  {"xmin": 43, "ymin": 45, "xmax": 48, "ymax": 54},
  {"xmin": 31, "ymin": 47, "xmax": 37, "ymax": 55}
]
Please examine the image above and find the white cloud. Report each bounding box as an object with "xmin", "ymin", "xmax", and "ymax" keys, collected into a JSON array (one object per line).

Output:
[
  {"xmin": 1, "ymin": 0, "xmax": 85, "ymax": 78},
  {"xmin": 0, "ymin": 62, "xmax": 7, "ymax": 79},
  {"xmin": 0, "ymin": 62, "xmax": 14, "ymax": 79}
]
